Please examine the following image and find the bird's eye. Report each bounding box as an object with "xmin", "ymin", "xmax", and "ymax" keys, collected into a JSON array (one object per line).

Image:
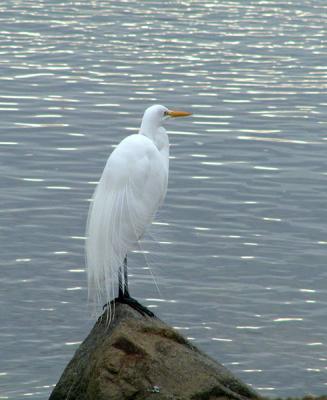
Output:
[{"xmin": 164, "ymin": 111, "xmax": 169, "ymax": 116}]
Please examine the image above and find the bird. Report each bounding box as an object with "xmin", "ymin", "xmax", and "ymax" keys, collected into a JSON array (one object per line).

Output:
[{"xmin": 86, "ymin": 104, "xmax": 192, "ymax": 317}]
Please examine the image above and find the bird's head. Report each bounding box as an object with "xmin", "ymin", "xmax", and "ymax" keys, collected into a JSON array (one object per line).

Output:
[{"xmin": 141, "ymin": 104, "xmax": 192, "ymax": 130}]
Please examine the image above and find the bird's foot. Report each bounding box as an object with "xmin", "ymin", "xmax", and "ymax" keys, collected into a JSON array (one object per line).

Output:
[{"xmin": 116, "ymin": 295, "xmax": 155, "ymax": 317}]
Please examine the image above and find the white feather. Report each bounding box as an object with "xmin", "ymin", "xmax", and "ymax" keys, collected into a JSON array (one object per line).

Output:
[{"xmin": 86, "ymin": 106, "xmax": 169, "ymax": 312}]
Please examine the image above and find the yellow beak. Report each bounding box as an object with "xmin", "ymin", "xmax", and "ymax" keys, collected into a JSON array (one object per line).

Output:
[{"xmin": 167, "ymin": 110, "xmax": 192, "ymax": 118}]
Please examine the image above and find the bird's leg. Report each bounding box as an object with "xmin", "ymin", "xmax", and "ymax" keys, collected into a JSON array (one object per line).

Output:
[
  {"xmin": 116, "ymin": 256, "xmax": 154, "ymax": 318},
  {"xmin": 103, "ymin": 262, "xmax": 154, "ymax": 317},
  {"xmin": 118, "ymin": 264, "xmax": 124, "ymax": 299},
  {"xmin": 103, "ymin": 265, "xmax": 123, "ymax": 310},
  {"xmin": 123, "ymin": 256, "xmax": 130, "ymax": 297}
]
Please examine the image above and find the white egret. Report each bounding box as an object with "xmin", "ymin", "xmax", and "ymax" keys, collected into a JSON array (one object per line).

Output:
[{"xmin": 86, "ymin": 104, "xmax": 192, "ymax": 316}]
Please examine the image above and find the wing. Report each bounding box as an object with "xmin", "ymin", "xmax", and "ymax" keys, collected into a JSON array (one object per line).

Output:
[
  {"xmin": 86, "ymin": 134, "xmax": 168, "ymax": 309},
  {"xmin": 102, "ymin": 134, "xmax": 168, "ymax": 240}
]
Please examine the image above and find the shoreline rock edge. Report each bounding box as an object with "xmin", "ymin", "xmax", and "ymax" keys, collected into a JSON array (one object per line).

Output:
[{"xmin": 49, "ymin": 302, "xmax": 260, "ymax": 400}]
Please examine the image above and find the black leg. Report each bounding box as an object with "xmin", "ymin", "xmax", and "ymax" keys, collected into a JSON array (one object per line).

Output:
[
  {"xmin": 116, "ymin": 255, "xmax": 154, "ymax": 317},
  {"xmin": 103, "ymin": 265, "xmax": 123, "ymax": 310},
  {"xmin": 104, "ymin": 256, "xmax": 155, "ymax": 318},
  {"xmin": 118, "ymin": 264, "xmax": 123, "ymax": 299},
  {"xmin": 123, "ymin": 256, "xmax": 130, "ymax": 297}
]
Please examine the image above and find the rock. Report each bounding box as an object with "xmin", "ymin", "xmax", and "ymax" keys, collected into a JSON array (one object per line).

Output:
[{"xmin": 49, "ymin": 301, "xmax": 260, "ymax": 400}]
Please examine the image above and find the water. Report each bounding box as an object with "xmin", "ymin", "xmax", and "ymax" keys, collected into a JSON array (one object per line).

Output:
[{"xmin": 1, "ymin": 0, "xmax": 326, "ymax": 398}]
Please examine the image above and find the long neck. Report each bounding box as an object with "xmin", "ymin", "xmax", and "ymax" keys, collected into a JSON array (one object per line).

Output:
[
  {"xmin": 139, "ymin": 114, "xmax": 165, "ymax": 145},
  {"xmin": 139, "ymin": 114, "xmax": 161, "ymax": 139},
  {"xmin": 139, "ymin": 119, "xmax": 169, "ymax": 170}
]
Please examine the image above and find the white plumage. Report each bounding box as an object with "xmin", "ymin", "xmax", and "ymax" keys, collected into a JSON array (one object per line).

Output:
[{"xmin": 86, "ymin": 104, "xmax": 191, "ymax": 314}]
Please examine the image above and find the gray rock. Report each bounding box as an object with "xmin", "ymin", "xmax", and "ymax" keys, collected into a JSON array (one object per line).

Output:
[{"xmin": 49, "ymin": 302, "xmax": 260, "ymax": 400}]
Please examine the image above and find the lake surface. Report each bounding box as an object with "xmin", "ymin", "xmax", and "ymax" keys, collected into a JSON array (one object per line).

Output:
[{"xmin": 1, "ymin": 0, "xmax": 326, "ymax": 398}]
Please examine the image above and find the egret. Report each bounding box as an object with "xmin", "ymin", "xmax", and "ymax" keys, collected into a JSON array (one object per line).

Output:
[{"xmin": 86, "ymin": 104, "xmax": 192, "ymax": 317}]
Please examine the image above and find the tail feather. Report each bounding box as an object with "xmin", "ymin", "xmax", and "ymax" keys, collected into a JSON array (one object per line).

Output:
[{"xmin": 86, "ymin": 178, "xmax": 129, "ymax": 313}]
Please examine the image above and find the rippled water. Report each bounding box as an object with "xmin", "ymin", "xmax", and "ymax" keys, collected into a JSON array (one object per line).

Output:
[{"xmin": 1, "ymin": 0, "xmax": 326, "ymax": 398}]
